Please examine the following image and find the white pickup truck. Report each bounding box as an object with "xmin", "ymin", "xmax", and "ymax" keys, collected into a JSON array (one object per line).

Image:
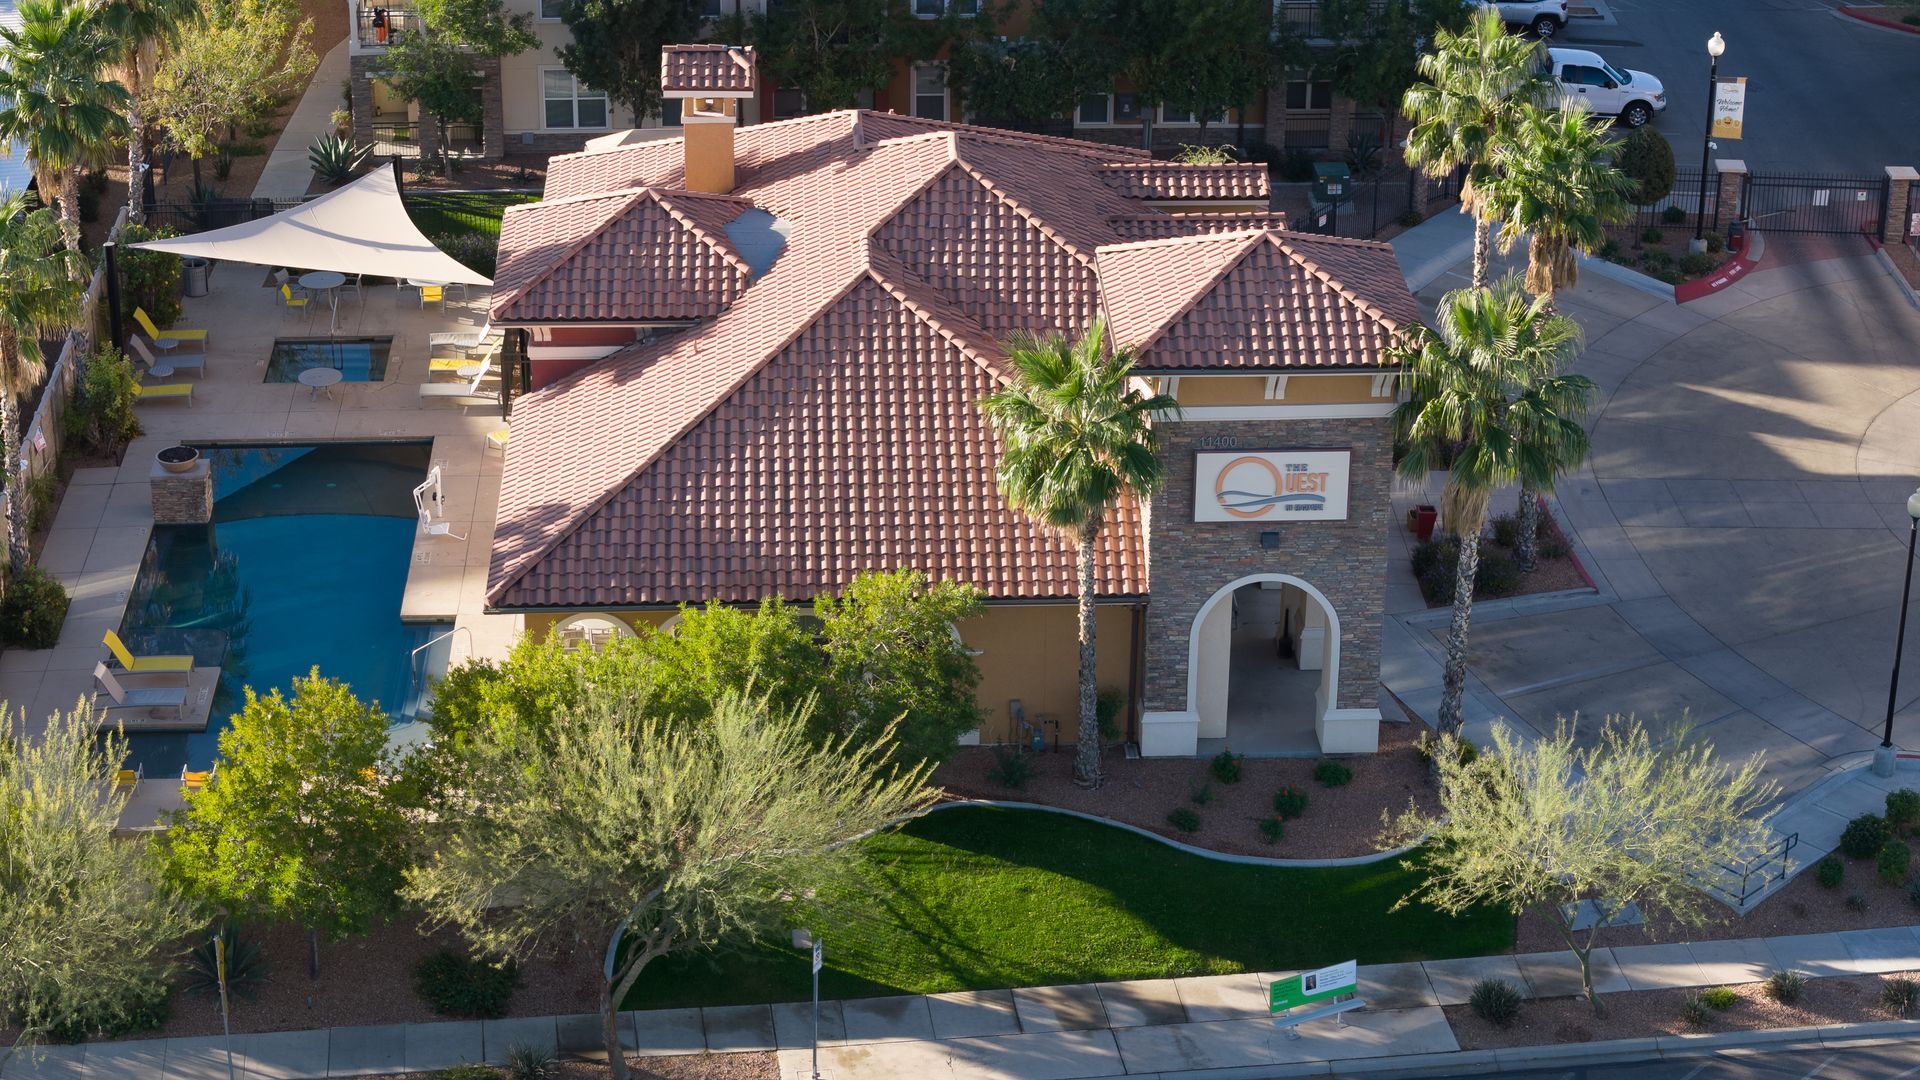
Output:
[
  {"xmin": 1545, "ymin": 47, "xmax": 1669, "ymax": 128},
  {"xmin": 1484, "ymin": 0, "xmax": 1569, "ymax": 38}
]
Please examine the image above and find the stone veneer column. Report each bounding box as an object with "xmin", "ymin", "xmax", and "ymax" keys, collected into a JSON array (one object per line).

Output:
[
  {"xmin": 1326, "ymin": 95, "xmax": 1355, "ymax": 158},
  {"xmin": 476, "ymin": 55, "xmax": 505, "ymax": 160},
  {"xmin": 1713, "ymin": 158, "xmax": 1747, "ymax": 232},
  {"xmin": 1884, "ymin": 166, "xmax": 1917, "ymax": 244},
  {"xmin": 1261, "ymin": 83, "xmax": 1288, "ymax": 150},
  {"xmin": 151, "ymin": 459, "xmax": 211, "ymax": 525},
  {"xmin": 349, "ymin": 56, "xmax": 379, "ymax": 151},
  {"xmin": 1139, "ymin": 415, "xmax": 1392, "ymax": 756}
]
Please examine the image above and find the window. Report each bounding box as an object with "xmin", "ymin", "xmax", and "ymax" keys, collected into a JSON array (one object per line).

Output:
[
  {"xmin": 660, "ymin": 98, "xmax": 682, "ymax": 127},
  {"xmin": 1077, "ymin": 94, "xmax": 1109, "ymax": 125},
  {"xmin": 697, "ymin": 0, "xmax": 723, "ymax": 14},
  {"xmin": 1158, "ymin": 104, "xmax": 1225, "ymax": 126},
  {"xmin": 912, "ymin": 64, "xmax": 948, "ymax": 121},
  {"xmin": 1113, "ymin": 92, "xmax": 1139, "ymax": 123},
  {"xmin": 542, "ymin": 70, "xmax": 608, "ymax": 129},
  {"xmin": 914, "ymin": 0, "xmax": 978, "ymax": 16},
  {"xmin": 1284, "ymin": 79, "xmax": 1333, "ymax": 111},
  {"xmin": 771, "ymin": 87, "xmax": 807, "ymax": 118},
  {"xmin": 1561, "ymin": 64, "xmax": 1608, "ymax": 87},
  {"xmin": 538, "ymin": 0, "xmax": 565, "ymax": 18}
]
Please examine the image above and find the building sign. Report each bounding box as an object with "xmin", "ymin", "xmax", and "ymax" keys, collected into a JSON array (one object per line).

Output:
[
  {"xmin": 1710, "ymin": 77, "xmax": 1745, "ymax": 140},
  {"xmin": 1270, "ymin": 960, "xmax": 1357, "ymax": 1013},
  {"xmin": 1194, "ymin": 450, "xmax": 1350, "ymax": 523}
]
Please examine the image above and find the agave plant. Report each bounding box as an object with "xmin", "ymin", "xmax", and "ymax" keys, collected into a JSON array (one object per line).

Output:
[
  {"xmin": 309, "ymin": 134, "xmax": 371, "ymax": 186},
  {"xmin": 181, "ymin": 921, "xmax": 269, "ymax": 1001}
]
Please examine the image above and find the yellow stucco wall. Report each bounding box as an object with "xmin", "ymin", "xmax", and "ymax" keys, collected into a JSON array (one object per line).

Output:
[
  {"xmin": 525, "ymin": 603, "xmax": 1139, "ymax": 745},
  {"xmin": 683, "ymin": 122, "xmax": 738, "ymax": 194},
  {"xmin": 1172, "ymin": 373, "xmax": 1387, "ymax": 407}
]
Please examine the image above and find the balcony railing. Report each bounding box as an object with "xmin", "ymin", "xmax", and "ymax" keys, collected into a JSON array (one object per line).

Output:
[
  {"xmin": 355, "ymin": 4, "xmax": 422, "ymax": 47},
  {"xmin": 371, "ymin": 120, "xmax": 482, "ymax": 159},
  {"xmin": 1277, "ymin": 0, "xmax": 1389, "ymax": 41}
]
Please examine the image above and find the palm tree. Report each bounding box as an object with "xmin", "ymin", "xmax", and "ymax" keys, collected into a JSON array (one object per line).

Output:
[
  {"xmin": 0, "ymin": 193, "xmax": 87, "ymax": 574},
  {"xmin": 1393, "ymin": 277, "xmax": 1591, "ymax": 737},
  {"xmin": 0, "ymin": 0, "xmax": 131, "ymax": 256},
  {"xmin": 980, "ymin": 321, "xmax": 1177, "ymax": 788},
  {"xmin": 94, "ymin": 0, "xmax": 201, "ymax": 225},
  {"xmin": 1401, "ymin": 7, "xmax": 1552, "ymax": 289},
  {"xmin": 1484, "ymin": 103, "xmax": 1632, "ymax": 569}
]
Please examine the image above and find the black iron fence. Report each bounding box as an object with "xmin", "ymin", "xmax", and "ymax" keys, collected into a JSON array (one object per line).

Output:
[
  {"xmin": 1742, "ymin": 171, "xmax": 1888, "ymax": 236},
  {"xmin": 1623, "ymin": 166, "xmax": 1713, "ymax": 231},
  {"xmin": 1277, "ymin": 0, "xmax": 1387, "ymax": 40}
]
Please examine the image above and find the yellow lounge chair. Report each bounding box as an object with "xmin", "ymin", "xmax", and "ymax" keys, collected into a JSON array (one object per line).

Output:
[
  {"xmin": 180, "ymin": 766, "xmax": 214, "ymax": 792},
  {"xmin": 419, "ymin": 285, "xmax": 444, "ymax": 310},
  {"xmin": 131, "ymin": 382, "xmax": 193, "ymax": 404},
  {"xmin": 114, "ymin": 766, "xmax": 143, "ymax": 792},
  {"xmin": 103, "ymin": 629, "xmax": 194, "ymax": 675},
  {"xmin": 280, "ymin": 283, "xmax": 310, "ymax": 312},
  {"xmin": 134, "ymin": 307, "xmax": 208, "ymax": 348},
  {"xmin": 484, "ymin": 427, "xmax": 508, "ymax": 455}
]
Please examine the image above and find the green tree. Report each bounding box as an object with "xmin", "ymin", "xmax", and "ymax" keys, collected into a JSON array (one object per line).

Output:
[
  {"xmin": 0, "ymin": 704, "xmax": 198, "ymax": 1054},
  {"xmin": 1612, "ymin": 125, "xmax": 1675, "ymax": 207},
  {"xmin": 557, "ymin": 0, "xmax": 700, "ymax": 126},
  {"xmin": 1321, "ymin": 0, "xmax": 1468, "ymax": 168},
  {"xmin": 751, "ymin": 0, "xmax": 946, "ymax": 112},
  {"xmin": 946, "ymin": 31, "xmax": 1109, "ymax": 134},
  {"xmin": 403, "ymin": 687, "xmax": 936, "ymax": 1080},
  {"xmin": 1483, "ymin": 104, "xmax": 1627, "ymax": 570},
  {"xmin": 164, "ymin": 672, "xmax": 408, "ymax": 978},
  {"xmin": 980, "ymin": 321, "xmax": 1176, "ymax": 788},
  {"xmin": 146, "ymin": 0, "xmax": 316, "ymax": 188},
  {"xmin": 0, "ymin": 0, "xmax": 129, "ymax": 256},
  {"xmin": 1392, "ymin": 279, "xmax": 1590, "ymax": 737},
  {"xmin": 1400, "ymin": 7, "xmax": 1551, "ymax": 289},
  {"xmin": 815, "ymin": 568, "xmax": 986, "ymax": 764},
  {"xmin": 0, "ymin": 194, "xmax": 85, "ymax": 575},
  {"xmin": 384, "ymin": 33, "xmax": 486, "ymax": 170},
  {"xmin": 1099, "ymin": 0, "xmax": 1276, "ymax": 150},
  {"xmin": 415, "ymin": 0, "xmax": 537, "ymax": 55},
  {"xmin": 1386, "ymin": 716, "xmax": 1776, "ymax": 1012},
  {"xmin": 93, "ymin": 0, "xmax": 202, "ymax": 225}
]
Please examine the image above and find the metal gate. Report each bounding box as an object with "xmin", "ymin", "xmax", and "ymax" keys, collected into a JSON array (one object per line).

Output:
[{"xmin": 1742, "ymin": 172, "xmax": 1889, "ymax": 236}]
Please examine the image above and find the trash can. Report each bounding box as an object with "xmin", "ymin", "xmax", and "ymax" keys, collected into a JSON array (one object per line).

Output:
[
  {"xmin": 182, "ymin": 257, "xmax": 210, "ymax": 297},
  {"xmin": 1726, "ymin": 221, "xmax": 1746, "ymax": 255}
]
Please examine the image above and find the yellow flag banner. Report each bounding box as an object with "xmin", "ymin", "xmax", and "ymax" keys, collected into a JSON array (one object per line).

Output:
[{"xmin": 1711, "ymin": 77, "xmax": 1746, "ymax": 140}]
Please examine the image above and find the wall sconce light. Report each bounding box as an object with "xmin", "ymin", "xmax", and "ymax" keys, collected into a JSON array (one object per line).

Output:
[{"xmin": 1260, "ymin": 531, "xmax": 1279, "ymax": 550}]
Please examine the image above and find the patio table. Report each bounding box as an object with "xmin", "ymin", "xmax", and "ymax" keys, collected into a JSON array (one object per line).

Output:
[
  {"xmin": 298, "ymin": 366, "xmax": 343, "ymax": 399},
  {"xmin": 300, "ymin": 271, "xmax": 347, "ymax": 333}
]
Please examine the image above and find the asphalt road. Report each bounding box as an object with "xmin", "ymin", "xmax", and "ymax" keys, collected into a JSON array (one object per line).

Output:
[
  {"xmin": 1554, "ymin": 0, "xmax": 1920, "ymax": 174},
  {"xmin": 1479, "ymin": 1039, "xmax": 1920, "ymax": 1080}
]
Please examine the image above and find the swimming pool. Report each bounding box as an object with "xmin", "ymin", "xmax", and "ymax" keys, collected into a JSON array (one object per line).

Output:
[
  {"xmin": 117, "ymin": 442, "xmax": 451, "ymax": 773},
  {"xmin": 264, "ymin": 337, "xmax": 394, "ymax": 382}
]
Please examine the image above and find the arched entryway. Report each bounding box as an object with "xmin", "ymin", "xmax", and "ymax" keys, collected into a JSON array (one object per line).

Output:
[{"xmin": 1188, "ymin": 574, "xmax": 1338, "ymax": 756}]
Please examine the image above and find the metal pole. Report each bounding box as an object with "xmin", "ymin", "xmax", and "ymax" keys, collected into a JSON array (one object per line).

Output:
[
  {"xmin": 1884, "ymin": 517, "xmax": 1918, "ymax": 749},
  {"xmin": 811, "ymin": 937, "xmax": 822, "ymax": 1080},
  {"xmin": 1694, "ymin": 53, "xmax": 1718, "ymax": 243},
  {"xmin": 102, "ymin": 242, "xmax": 124, "ymax": 350},
  {"xmin": 216, "ymin": 930, "xmax": 235, "ymax": 1080}
]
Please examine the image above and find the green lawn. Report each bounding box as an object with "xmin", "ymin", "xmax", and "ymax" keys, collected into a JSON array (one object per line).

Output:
[
  {"xmin": 401, "ymin": 192, "xmax": 538, "ymax": 242},
  {"xmin": 621, "ymin": 806, "xmax": 1512, "ymax": 1010}
]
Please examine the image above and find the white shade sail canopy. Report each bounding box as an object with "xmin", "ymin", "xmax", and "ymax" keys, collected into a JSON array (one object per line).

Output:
[{"xmin": 129, "ymin": 164, "xmax": 491, "ymax": 286}]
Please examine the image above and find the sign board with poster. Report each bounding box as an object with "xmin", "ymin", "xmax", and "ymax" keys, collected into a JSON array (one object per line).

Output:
[
  {"xmin": 1194, "ymin": 450, "xmax": 1351, "ymax": 523},
  {"xmin": 1269, "ymin": 960, "xmax": 1358, "ymax": 1013},
  {"xmin": 1710, "ymin": 77, "xmax": 1746, "ymax": 140}
]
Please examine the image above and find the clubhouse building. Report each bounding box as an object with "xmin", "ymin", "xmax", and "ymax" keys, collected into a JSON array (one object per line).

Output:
[{"xmin": 484, "ymin": 46, "xmax": 1416, "ymax": 757}]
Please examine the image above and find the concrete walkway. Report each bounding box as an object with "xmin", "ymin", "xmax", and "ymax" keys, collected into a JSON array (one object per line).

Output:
[
  {"xmin": 8, "ymin": 926, "xmax": 1918, "ymax": 1078},
  {"xmin": 252, "ymin": 38, "xmax": 350, "ymax": 200}
]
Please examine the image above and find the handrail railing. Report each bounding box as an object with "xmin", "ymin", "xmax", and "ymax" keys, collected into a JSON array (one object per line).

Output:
[{"xmin": 1696, "ymin": 831, "xmax": 1798, "ymax": 909}]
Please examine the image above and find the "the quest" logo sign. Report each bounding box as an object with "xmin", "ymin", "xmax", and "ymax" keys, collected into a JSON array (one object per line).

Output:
[{"xmin": 1194, "ymin": 449, "xmax": 1351, "ymax": 523}]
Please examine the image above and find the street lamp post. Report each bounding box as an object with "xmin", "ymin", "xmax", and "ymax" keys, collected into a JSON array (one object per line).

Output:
[
  {"xmin": 1875, "ymin": 486, "xmax": 1920, "ymax": 777},
  {"xmin": 1692, "ymin": 32, "xmax": 1726, "ymax": 254}
]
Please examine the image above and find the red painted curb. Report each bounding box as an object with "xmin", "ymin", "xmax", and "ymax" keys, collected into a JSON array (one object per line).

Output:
[
  {"xmin": 1673, "ymin": 249, "xmax": 1761, "ymax": 304},
  {"xmin": 1838, "ymin": 5, "xmax": 1920, "ymax": 32}
]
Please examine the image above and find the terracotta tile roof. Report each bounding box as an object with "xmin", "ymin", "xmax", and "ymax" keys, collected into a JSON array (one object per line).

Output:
[
  {"xmin": 661, "ymin": 44, "xmax": 757, "ymax": 96},
  {"xmin": 1098, "ymin": 230, "xmax": 1416, "ymax": 370},
  {"xmin": 490, "ymin": 187, "xmax": 755, "ymax": 322},
  {"xmin": 488, "ymin": 109, "xmax": 1413, "ymax": 610},
  {"xmin": 1108, "ymin": 211, "xmax": 1289, "ymax": 241},
  {"xmin": 1098, "ymin": 161, "xmax": 1270, "ymax": 202}
]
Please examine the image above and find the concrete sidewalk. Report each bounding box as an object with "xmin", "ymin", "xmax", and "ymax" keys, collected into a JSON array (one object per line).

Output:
[
  {"xmin": 9, "ymin": 925, "xmax": 1918, "ymax": 1078},
  {"xmin": 252, "ymin": 39, "xmax": 349, "ymax": 200}
]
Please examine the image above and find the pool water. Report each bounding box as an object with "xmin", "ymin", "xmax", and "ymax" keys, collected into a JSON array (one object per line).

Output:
[
  {"xmin": 264, "ymin": 337, "xmax": 394, "ymax": 382},
  {"xmin": 118, "ymin": 442, "xmax": 450, "ymax": 773}
]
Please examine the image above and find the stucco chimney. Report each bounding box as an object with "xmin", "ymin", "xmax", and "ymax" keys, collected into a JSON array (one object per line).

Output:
[{"xmin": 661, "ymin": 45, "xmax": 757, "ymax": 196}]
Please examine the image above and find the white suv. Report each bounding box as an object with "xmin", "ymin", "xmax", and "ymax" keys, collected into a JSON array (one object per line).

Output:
[
  {"xmin": 1545, "ymin": 47, "xmax": 1668, "ymax": 127},
  {"xmin": 1484, "ymin": 0, "xmax": 1568, "ymax": 38}
]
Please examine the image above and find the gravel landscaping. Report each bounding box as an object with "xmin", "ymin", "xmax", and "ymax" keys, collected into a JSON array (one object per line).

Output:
[
  {"xmin": 1447, "ymin": 969, "xmax": 1920, "ymax": 1050},
  {"xmin": 934, "ymin": 719, "xmax": 1439, "ymax": 860}
]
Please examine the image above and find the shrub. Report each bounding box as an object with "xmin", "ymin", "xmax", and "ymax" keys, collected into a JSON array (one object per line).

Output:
[
  {"xmin": 1258, "ymin": 816, "xmax": 1284, "ymax": 844},
  {"xmin": 0, "ymin": 564, "xmax": 70, "ymax": 648},
  {"xmin": 1706, "ymin": 232, "xmax": 1724, "ymax": 254},
  {"xmin": 1764, "ymin": 969, "xmax": 1806, "ymax": 1004},
  {"xmin": 1345, "ymin": 130, "xmax": 1382, "ymax": 177},
  {"xmin": 430, "ymin": 1068, "xmax": 497, "ymax": 1080},
  {"xmin": 1188, "ymin": 779, "xmax": 1213, "ymax": 806},
  {"xmin": 1209, "ymin": 749, "xmax": 1243, "ymax": 784},
  {"xmin": 46, "ymin": 978, "xmax": 170, "ymax": 1043},
  {"xmin": 1846, "ymin": 892, "xmax": 1870, "ymax": 913},
  {"xmin": 504, "ymin": 1042, "xmax": 558, "ymax": 1080},
  {"xmin": 1679, "ymin": 991, "xmax": 1713, "ymax": 1028},
  {"xmin": 1166, "ymin": 806, "xmax": 1201, "ymax": 833},
  {"xmin": 1598, "ymin": 237, "xmax": 1622, "ymax": 260},
  {"xmin": 1468, "ymin": 978, "xmax": 1521, "ymax": 1026},
  {"xmin": 65, "ymin": 346, "xmax": 142, "ymax": 454},
  {"xmin": 1313, "ymin": 760, "xmax": 1352, "ymax": 788},
  {"xmin": 987, "ymin": 744, "xmax": 1031, "ymax": 790},
  {"xmin": 309, "ymin": 133, "xmax": 372, "ymax": 186},
  {"xmin": 1172, "ymin": 142, "xmax": 1239, "ymax": 165},
  {"xmin": 214, "ymin": 144, "xmax": 234, "ymax": 181},
  {"xmin": 1415, "ymin": 733, "xmax": 1478, "ymax": 767},
  {"xmin": 432, "ymin": 231, "xmax": 498, "ymax": 278},
  {"xmin": 1886, "ymin": 788, "xmax": 1920, "ymax": 832},
  {"xmin": 1490, "ymin": 514, "xmax": 1521, "ymax": 549},
  {"xmin": 1410, "ymin": 535, "xmax": 1455, "ymax": 579},
  {"xmin": 1538, "ymin": 529, "xmax": 1570, "ymax": 561},
  {"xmin": 1841, "ymin": 814, "xmax": 1890, "ymax": 859},
  {"xmin": 1884, "ymin": 977, "xmax": 1919, "ymax": 1018},
  {"xmin": 25, "ymin": 473, "xmax": 57, "ymax": 535},
  {"xmin": 1877, "ymin": 840, "xmax": 1911, "ymax": 885},
  {"xmin": 1641, "ymin": 226, "xmax": 1663, "ymax": 244},
  {"xmin": 413, "ymin": 950, "xmax": 520, "ymax": 1019},
  {"xmin": 1418, "ymin": 559, "xmax": 1457, "ymax": 605},
  {"xmin": 1640, "ymin": 249, "xmax": 1674, "ymax": 270},
  {"xmin": 1661, "ymin": 204, "xmax": 1688, "ymax": 225},
  {"xmin": 1399, "ymin": 208, "xmax": 1424, "ymax": 228},
  {"xmin": 1279, "ymin": 147, "xmax": 1316, "ymax": 183},
  {"xmin": 113, "ymin": 223, "xmax": 186, "ymax": 330},
  {"xmin": 1614, "ymin": 126, "xmax": 1675, "ymax": 205},
  {"xmin": 1698, "ymin": 986, "xmax": 1737, "ymax": 1010},
  {"xmin": 1273, "ymin": 786, "xmax": 1308, "ymax": 819},
  {"xmin": 329, "ymin": 107, "xmax": 353, "ymax": 138},
  {"xmin": 1679, "ymin": 252, "xmax": 1717, "ymax": 276},
  {"xmin": 181, "ymin": 922, "xmax": 269, "ymax": 1001},
  {"xmin": 1096, "ymin": 685, "xmax": 1127, "ymax": 744},
  {"xmin": 1816, "ymin": 855, "xmax": 1844, "ymax": 888},
  {"xmin": 1476, "ymin": 554, "xmax": 1523, "ymax": 598}
]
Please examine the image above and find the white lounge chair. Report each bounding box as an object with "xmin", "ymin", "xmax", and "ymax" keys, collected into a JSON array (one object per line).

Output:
[
  {"xmin": 428, "ymin": 321, "xmax": 498, "ymax": 357},
  {"xmin": 129, "ymin": 336, "xmax": 204, "ymax": 378},
  {"xmin": 93, "ymin": 662, "xmax": 188, "ymax": 718},
  {"xmin": 418, "ymin": 352, "xmax": 495, "ymax": 403}
]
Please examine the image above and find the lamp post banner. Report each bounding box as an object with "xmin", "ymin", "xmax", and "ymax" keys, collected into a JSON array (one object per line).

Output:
[{"xmin": 1711, "ymin": 77, "xmax": 1746, "ymax": 139}]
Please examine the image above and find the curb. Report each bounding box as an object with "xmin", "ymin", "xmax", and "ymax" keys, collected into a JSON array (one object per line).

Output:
[
  {"xmin": 923, "ymin": 799, "xmax": 1418, "ymax": 868},
  {"xmin": 1838, "ymin": 4, "xmax": 1920, "ymax": 33},
  {"xmin": 1575, "ymin": 249, "xmax": 1674, "ymax": 300}
]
